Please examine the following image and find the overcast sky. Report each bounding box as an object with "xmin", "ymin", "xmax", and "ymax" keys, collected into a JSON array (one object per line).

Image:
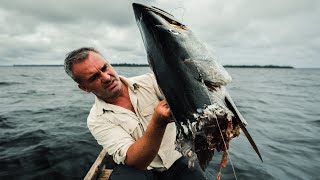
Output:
[{"xmin": 0, "ymin": 0, "xmax": 319, "ymax": 67}]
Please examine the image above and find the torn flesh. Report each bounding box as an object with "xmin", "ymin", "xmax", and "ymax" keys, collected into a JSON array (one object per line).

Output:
[{"xmin": 175, "ymin": 104, "xmax": 241, "ymax": 170}]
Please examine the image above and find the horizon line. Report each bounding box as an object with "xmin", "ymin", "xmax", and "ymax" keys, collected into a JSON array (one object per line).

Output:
[{"xmin": 0, "ymin": 64, "xmax": 319, "ymax": 68}]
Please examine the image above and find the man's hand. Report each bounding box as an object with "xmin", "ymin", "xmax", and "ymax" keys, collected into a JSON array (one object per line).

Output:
[
  {"xmin": 125, "ymin": 100, "xmax": 174, "ymax": 169},
  {"xmin": 153, "ymin": 100, "xmax": 174, "ymax": 126}
]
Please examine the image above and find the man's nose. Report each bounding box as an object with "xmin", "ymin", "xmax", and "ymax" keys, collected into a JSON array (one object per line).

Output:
[{"xmin": 100, "ymin": 72, "xmax": 111, "ymax": 82}]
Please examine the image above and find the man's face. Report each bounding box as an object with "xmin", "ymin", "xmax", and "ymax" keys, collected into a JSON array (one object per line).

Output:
[{"xmin": 72, "ymin": 51, "xmax": 122, "ymax": 101}]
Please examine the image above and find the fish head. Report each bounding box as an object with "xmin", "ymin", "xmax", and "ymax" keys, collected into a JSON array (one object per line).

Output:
[
  {"xmin": 132, "ymin": 3, "xmax": 196, "ymax": 61},
  {"xmin": 133, "ymin": 3, "xmax": 232, "ymax": 86}
]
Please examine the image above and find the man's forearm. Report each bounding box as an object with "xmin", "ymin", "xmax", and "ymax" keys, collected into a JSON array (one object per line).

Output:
[{"xmin": 125, "ymin": 117, "xmax": 168, "ymax": 170}]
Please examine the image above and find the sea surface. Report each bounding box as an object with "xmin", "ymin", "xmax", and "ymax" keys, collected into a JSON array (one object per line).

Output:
[{"xmin": 0, "ymin": 66, "xmax": 319, "ymax": 180}]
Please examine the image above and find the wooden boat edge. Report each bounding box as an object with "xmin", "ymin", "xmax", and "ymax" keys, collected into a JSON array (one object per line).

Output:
[{"xmin": 84, "ymin": 148, "xmax": 113, "ymax": 180}]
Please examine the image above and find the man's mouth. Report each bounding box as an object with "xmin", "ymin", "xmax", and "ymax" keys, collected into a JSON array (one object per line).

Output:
[{"xmin": 105, "ymin": 79, "xmax": 116, "ymax": 89}]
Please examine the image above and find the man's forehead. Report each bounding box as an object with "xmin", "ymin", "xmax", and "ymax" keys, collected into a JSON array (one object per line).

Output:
[{"xmin": 73, "ymin": 58, "xmax": 105, "ymax": 75}]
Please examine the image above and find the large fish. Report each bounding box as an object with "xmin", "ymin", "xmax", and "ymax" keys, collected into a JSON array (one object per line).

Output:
[{"xmin": 132, "ymin": 3, "xmax": 263, "ymax": 172}]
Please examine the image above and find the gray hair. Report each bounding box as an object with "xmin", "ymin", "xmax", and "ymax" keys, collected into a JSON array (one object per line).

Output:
[{"xmin": 64, "ymin": 47, "xmax": 100, "ymax": 84}]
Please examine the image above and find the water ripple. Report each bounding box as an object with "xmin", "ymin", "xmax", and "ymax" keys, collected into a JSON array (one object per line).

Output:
[{"xmin": 1, "ymin": 67, "xmax": 319, "ymax": 179}]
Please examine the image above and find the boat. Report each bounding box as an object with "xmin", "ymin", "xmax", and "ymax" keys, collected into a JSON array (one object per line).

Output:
[{"xmin": 84, "ymin": 148, "xmax": 115, "ymax": 180}]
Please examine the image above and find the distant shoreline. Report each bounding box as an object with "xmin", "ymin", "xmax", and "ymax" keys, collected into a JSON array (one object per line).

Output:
[
  {"xmin": 223, "ymin": 65, "xmax": 294, "ymax": 69},
  {"xmin": 11, "ymin": 64, "xmax": 294, "ymax": 68},
  {"xmin": 11, "ymin": 64, "xmax": 150, "ymax": 67},
  {"xmin": 111, "ymin": 63, "xmax": 149, "ymax": 67}
]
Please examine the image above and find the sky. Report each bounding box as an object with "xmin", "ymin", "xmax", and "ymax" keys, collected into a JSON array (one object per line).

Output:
[{"xmin": 0, "ymin": 0, "xmax": 319, "ymax": 68}]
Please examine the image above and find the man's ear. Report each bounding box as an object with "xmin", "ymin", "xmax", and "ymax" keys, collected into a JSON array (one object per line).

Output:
[{"xmin": 78, "ymin": 84, "xmax": 91, "ymax": 93}]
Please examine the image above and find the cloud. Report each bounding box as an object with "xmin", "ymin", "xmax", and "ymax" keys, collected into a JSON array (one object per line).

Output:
[{"xmin": 0, "ymin": 0, "xmax": 319, "ymax": 67}]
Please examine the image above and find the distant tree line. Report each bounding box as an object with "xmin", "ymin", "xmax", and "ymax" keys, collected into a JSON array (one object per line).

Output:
[
  {"xmin": 223, "ymin": 65, "xmax": 294, "ymax": 68},
  {"xmin": 110, "ymin": 63, "xmax": 149, "ymax": 67},
  {"xmin": 12, "ymin": 64, "xmax": 294, "ymax": 68}
]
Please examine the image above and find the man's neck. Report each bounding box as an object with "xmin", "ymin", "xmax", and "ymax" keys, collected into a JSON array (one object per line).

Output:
[{"xmin": 104, "ymin": 81, "xmax": 135, "ymax": 112}]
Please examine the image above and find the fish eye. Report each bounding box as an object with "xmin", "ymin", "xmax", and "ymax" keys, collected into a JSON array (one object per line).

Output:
[{"xmin": 168, "ymin": 29, "xmax": 179, "ymax": 35}]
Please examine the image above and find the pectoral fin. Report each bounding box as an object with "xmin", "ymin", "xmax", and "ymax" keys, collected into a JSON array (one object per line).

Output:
[{"xmin": 225, "ymin": 91, "xmax": 263, "ymax": 162}]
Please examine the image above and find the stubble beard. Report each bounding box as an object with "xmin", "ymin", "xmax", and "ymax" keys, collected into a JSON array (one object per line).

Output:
[{"xmin": 101, "ymin": 80, "xmax": 122, "ymax": 102}]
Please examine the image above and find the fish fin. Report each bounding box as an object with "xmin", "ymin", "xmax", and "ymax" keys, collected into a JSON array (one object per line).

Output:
[
  {"xmin": 224, "ymin": 89, "xmax": 247, "ymax": 125},
  {"xmin": 224, "ymin": 91, "xmax": 263, "ymax": 162},
  {"xmin": 238, "ymin": 120, "xmax": 263, "ymax": 162}
]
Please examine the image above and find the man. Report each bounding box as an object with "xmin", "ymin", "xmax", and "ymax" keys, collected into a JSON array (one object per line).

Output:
[{"xmin": 64, "ymin": 47, "xmax": 206, "ymax": 180}]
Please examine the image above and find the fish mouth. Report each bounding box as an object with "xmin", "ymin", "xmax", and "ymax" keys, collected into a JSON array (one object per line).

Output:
[{"xmin": 132, "ymin": 3, "xmax": 186, "ymax": 29}]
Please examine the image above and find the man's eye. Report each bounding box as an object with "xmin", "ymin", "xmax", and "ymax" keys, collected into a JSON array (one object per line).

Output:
[
  {"xmin": 89, "ymin": 75, "xmax": 98, "ymax": 82},
  {"xmin": 102, "ymin": 65, "xmax": 108, "ymax": 72}
]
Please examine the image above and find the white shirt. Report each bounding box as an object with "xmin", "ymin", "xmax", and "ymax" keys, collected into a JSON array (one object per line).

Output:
[{"xmin": 87, "ymin": 73, "xmax": 182, "ymax": 170}]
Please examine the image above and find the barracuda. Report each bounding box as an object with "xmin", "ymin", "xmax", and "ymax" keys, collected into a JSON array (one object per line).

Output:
[{"xmin": 132, "ymin": 3, "xmax": 263, "ymax": 172}]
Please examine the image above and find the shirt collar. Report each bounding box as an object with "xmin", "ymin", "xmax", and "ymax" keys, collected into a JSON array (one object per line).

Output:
[
  {"xmin": 120, "ymin": 75, "xmax": 140, "ymax": 93},
  {"xmin": 95, "ymin": 76, "xmax": 140, "ymax": 116}
]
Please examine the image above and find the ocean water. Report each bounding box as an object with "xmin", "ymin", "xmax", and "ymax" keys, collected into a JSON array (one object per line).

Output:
[{"xmin": 0, "ymin": 66, "xmax": 319, "ymax": 180}]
